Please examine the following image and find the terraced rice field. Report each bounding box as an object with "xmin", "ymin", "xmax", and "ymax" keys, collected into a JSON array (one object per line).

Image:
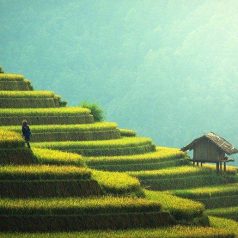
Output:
[
  {"xmin": 0, "ymin": 107, "xmax": 93, "ymax": 125},
  {"xmin": 85, "ymin": 147, "xmax": 186, "ymax": 171},
  {"xmin": 32, "ymin": 137, "xmax": 156, "ymax": 156},
  {"xmin": 1, "ymin": 122, "xmax": 121, "ymax": 142},
  {"xmin": 0, "ymin": 69, "xmax": 237, "ymax": 236}
]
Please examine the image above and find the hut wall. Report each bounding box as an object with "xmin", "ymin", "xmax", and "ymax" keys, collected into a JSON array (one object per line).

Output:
[{"xmin": 193, "ymin": 138, "xmax": 224, "ymax": 162}]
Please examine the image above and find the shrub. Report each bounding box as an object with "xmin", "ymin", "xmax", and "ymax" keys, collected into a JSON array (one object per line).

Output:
[
  {"xmin": 0, "ymin": 66, "xmax": 4, "ymax": 73},
  {"xmin": 79, "ymin": 101, "xmax": 104, "ymax": 122}
]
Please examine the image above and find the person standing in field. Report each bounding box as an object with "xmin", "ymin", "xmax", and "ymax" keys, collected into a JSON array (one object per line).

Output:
[{"xmin": 22, "ymin": 120, "xmax": 31, "ymax": 148}]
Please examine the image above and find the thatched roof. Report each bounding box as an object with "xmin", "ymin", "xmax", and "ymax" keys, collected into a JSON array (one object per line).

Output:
[{"xmin": 181, "ymin": 132, "xmax": 238, "ymax": 155}]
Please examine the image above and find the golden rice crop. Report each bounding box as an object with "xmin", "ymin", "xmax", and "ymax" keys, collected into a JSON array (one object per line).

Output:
[
  {"xmin": 145, "ymin": 190, "xmax": 205, "ymax": 220},
  {"xmin": 174, "ymin": 183, "xmax": 238, "ymax": 198},
  {"xmin": 91, "ymin": 170, "xmax": 141, "ymax": 195},
  {"xmin": 0, "ymin": 196, "xmax": 162, "ymax": 215},
  {"xmin": 0, "ymin": 226, "xmax": 234, "ymax": 237},
  {"xmin": 209, "ymin": 216, "xmax": 238, "ymax": 236},
  {"xmin": 32, "ymin": 148, "xmax": 84, "ymax": 166},
  {"xmin": 0, "ymin": 165, "xmax": 91, "ymax": 180},
  {"xmin": 206, "ymin": 206, "xmax": 238, "ymax": 220},
  {"xmin": 0, "ymin": 129, "xmax": 24, "ymax": 148},
  {"xmin": 0, "ymin": 91, "xmax": 56, "ymax": 98},
  {"xmin": 0, "ymin": 74, "xmax": 24, "ymax": 81},
  {"xmin": 85, "ymin": 146, "xmax": 185, "ymax": 165},
  {"xmin": 33, "ymin": 137, "xmax": 153, "ymax": 149},
  {"xmin": 119, "ymin": 128, "xmax": 136, "ymax": 137},
  {"xmin": 0, "ymin": 107, "xmax": 90, "ymax": 116},
  {"xmin": 129, "ymin": 165, "xmax": 210, "ymax": 179},
  {"xmin": 1, "ymin": 122, "xmax": 118, "ymax": 133}
]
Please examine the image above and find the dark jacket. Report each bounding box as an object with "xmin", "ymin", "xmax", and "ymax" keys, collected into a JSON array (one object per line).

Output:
[{"xmin": 22, "ymin": 125, "xmax": 31, "ymax": 140}]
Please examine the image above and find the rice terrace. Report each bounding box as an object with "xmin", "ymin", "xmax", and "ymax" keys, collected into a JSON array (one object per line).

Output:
[{"xmin": 1, "ymin": 1, "xmax": 238, "ymax": 237}]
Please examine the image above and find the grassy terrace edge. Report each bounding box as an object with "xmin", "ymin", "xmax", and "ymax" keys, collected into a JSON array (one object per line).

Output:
[
  {"xmin": 85, "ymin": 147, "xmax": 185, "ymax": 165},
  {"xmin": 0, "ymin": 196, "xmax": 162, "ymax": 215},
  {"xmin": 0, "ymin": 107, "xmax": 91, "ymax": 115},
  {"xmin": 1, "ymin": 122, "xmax": 118, "ymax": 133},
  {"xmin": 32, "ymin": 137, "xmax": 153, "ymax": 149},
  {"xmin": 0, "ymin": 165, "xmax": 91, "ymax": 180}
]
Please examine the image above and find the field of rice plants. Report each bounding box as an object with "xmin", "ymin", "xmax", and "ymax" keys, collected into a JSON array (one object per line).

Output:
[
  {"xmin": 0, "ymin": 196, "xmax": 162, "ymax": 215},
  {"xmin": 32, "ymin": 148, "xmax": 84, "ymax": 166},
  {"xmin": 0, "ymin": 80, "xmax": 32, "ymax": 91},
  {"xmin": 174, "ymin": 183, "xmax": 238, "ymax": 199},
  {"xmin": 119, "ymin": 128, "xmax": 136, "ymax": 137},
  {"xmin": 0, "ymin": 107, "xmax": 90, "ymax": 116},
  {"xmin": 209, "ymin": 216, "xmax": 238, "ymax": 236},
  {"xmin": 0, "ymin": 129, "xmax": 24, "ymax": 148},
  {"xmin": 32, "ymin": 137, "xmax": 156, "ymax": 156},
  {"xmin": 145, "ymin": 190, "xmax": 205, "ymax": 222},
  {"xmin": 0, "ymin": 73, "xmax": 24, "ymax": 81},
  {"xmin": 0, "ymin": 91, "xmax": 57, "ymax": 98},
  {"xmin": 91, "ymin": 170, "xmax": 142, "ymax": 196},
  {"xmin": 0, "ymin": 107, "xmax": 93, "ymax": 125},
  {"xmin": 0, "ymin": 165, "xmax": 91, "ymax": 180},
  {"xmin": 0, "ymin": 68, "xmax": 237, "ymax": 236},
  {"xmin": 85, "ymin": 146, "xmax": 185, "ymax": 166},
  {"xmin": 1, "ymin": 122, "xmax": 118, "ymax": 133},
  {"xmin": 0, "ymin": 226, "xmax": 234, "ymax": 237},
  {"xmin": 0, "ymin": 122, "xmax": 121, "ymax": 142},
  {"xmin": 206, "ymin": 207, "xmax": 238, "ymax": 221},
  {"xmin": 129, "ymin": 165, "xmax": 212, "ymax": 179}
]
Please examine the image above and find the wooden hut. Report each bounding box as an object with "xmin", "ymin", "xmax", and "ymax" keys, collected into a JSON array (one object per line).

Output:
[{"xmin": 181, "ymin": 132, "xmax": 238, "ymax": 172}]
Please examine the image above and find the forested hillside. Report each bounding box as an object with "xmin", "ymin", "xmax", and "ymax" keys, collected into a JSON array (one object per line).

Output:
[{"xmin": 1, "ymin": 0, "xmax": 238, "ymax": 163}]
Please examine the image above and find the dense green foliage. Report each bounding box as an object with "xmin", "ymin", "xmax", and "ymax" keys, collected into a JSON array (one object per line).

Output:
[{"xmin": 79, "ymin": 102, "xmax": 104, "ymax": 122}]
